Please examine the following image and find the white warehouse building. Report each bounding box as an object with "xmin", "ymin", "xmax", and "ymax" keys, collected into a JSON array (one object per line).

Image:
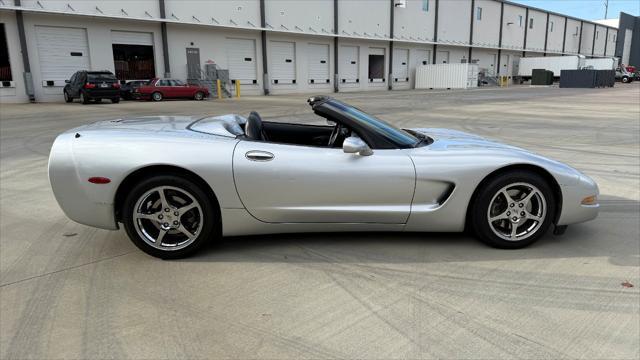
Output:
[{"xmin": 0, "ymin": 0, "xmax": 619, "ymax": 103}]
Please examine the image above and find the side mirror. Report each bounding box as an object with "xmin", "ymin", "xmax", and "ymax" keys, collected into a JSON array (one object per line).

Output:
[
  {"xmin": 343, "ymin": 136, "xmax": 373, "ymax": 156},
  {"xmin": 65, "ymin": 80, "xmax": 70, "ymax": 84}
]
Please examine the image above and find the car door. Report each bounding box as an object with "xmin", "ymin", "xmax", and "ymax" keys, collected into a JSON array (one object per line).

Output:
[
  {"xmin": 65, "ymin": 72, "xmax": 76, "ymax": 95},
  {"xmin": 155, "ymin": 79, "xmax": 172, "ymax": 97},
  {"xmin": 71, "ymin": 72, "xmax": 83, "ymax": 97},
  {"xmin": 232, "ymin": 140, "xmax": 416, "ymax": 224},
  {"xmin": 171, "ymin": 80, "xmax": 192, "ymax": 98}
]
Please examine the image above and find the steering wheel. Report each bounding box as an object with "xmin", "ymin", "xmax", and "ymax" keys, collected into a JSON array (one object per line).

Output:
[{"xmin": 328, "ymin": 123, "xmax": 343, "ymax": 147}]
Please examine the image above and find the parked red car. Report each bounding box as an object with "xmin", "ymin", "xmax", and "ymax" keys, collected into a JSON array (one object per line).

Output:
[{"xmin": 134, "ymin": 78, "xmax": 209, "ymax": 101}]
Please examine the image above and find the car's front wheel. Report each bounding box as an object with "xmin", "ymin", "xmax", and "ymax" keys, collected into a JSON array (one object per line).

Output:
[
  {"xmin": 194, "ymin": 91, "xmax": 205, "ymax": 100},
  {"xmin": 470, "ymin": 171, "xmax": 555, "ymax": 249},
  {"xmin": 622, "ymin": 76, "xmax": 630, "ymax": 83},
  {"xmin": 151, "ymin": 92, "xmax": 163, "ymax": 101},
  {"xmin": 122, "ymin": 175, "xmax": 219, "ymax": 259}
]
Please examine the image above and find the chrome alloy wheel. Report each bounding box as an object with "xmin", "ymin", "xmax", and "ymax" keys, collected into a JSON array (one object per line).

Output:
[
  {"xmin": 132, "ymin": 186, "xmax": 203, "ymax": 251},
  {"xmin": 487, "ymin": 182, "xmax": 547, "ymax": 241}
]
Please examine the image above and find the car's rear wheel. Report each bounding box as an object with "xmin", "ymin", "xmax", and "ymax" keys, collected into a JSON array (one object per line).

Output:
[
  {"xmin": 152, "ymin": 92, "xmax": 163, "ymax": 101},
  {"xmin": 63, "ymin": 90, "xmax": 73, "ymax": 103},
  {"xmin": 470, "ymin": 171, "xmax": 555, "ymax": 249},
  {"xmin": 122, "ymin": 175, "xmax": 218, "ymax": 259},
  {"xmin": 111, "ymin": 97, "xmax": 120, "ymax": 103},
  {"xmin": 622, "ymin": 76, "xmax": 630, "ymax": 83},
  {"xmin": 80, "ymin": 91, "xmax": 90, "ymax": 104},
  {"xmin": 194, "ymin": 91, "xmax": 204, "ymax": 101}
]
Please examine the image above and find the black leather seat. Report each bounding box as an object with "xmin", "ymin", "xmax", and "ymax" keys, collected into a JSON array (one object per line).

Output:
[{"xmin": 245, "ymin": 111, "xmax": 267, "ymax": 141}]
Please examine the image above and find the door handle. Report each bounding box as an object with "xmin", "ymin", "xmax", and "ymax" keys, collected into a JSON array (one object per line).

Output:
[{"xmin": 245, "ymin": 150, "xmax": 274, "ymax": 162}]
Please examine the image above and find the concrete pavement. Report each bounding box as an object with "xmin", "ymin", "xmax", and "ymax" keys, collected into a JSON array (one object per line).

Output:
[{"xmin": 1, "ymin": 84, "xmax": 639, "ymax": 359}]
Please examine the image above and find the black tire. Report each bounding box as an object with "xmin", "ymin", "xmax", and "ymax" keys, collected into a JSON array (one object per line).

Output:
[
  {"xmin": 111, "ymin": 97, "xmax": 120, "ymax": 103},
  {"xmin": 63, "ymin": 90, "xmax": 73, "ymax": 103},
  {"xmin": 80, "ymin": 91, "xmax": 90, "ymax": 104},
  {"xmin": 194, "ymin": 91, "xmax": 204, "ymax": 101},
  {"xmin": 469, "ymin": 170, "xmax": 556, "ymax": 249},
  {"xmin": 122, "ymin": 175, "xmax": 219, "ymax": 259},
  {"xmin": 151, "ymin": 92, "xmax": 163, "ymax": 101},
  {"xmin": 622, "ymin": 76, "xmax": 630, "ymax": 83}
]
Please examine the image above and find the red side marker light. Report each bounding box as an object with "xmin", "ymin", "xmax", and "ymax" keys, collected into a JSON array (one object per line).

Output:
[{"xmin": 88, "ymin": 177, "xmax": 111, "ymax": 184}]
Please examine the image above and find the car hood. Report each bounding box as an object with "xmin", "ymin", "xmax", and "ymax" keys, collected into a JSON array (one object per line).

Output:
[
  {"xmin": 410, "ymin": 127, "xmax": 584, "ymax": 186},
  {"xmin": 411, "ymin": 128, "xmax": 525, "ymax": 152}
]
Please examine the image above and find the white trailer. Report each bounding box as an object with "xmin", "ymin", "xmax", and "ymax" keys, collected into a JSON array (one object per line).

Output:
[
  {"xmin": 518, "ymin": 55, "xmax": 586, "ymax": 79},
  {"xmin": 415, "ymin": 63, "xmax": 479, "ymax": 90},
  {"xmin": 584, "ymin": 57, "xmax": 617, "ymax": 70}
]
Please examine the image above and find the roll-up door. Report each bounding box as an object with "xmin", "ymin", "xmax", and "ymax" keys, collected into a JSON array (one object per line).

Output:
[
  {"xmin": 368, "ymin": 47, "xmax": 385, "ymax": 82},
  {"xmin": 226, "ymin": 38, "xmax": 257, "ymax": 85},
  {"xmin": 414, "ymin": 49, "xmax": 431, "ymax": 66},
  {"xmin": 111, "ymin": 31, "xmax": 155, "ymax": 80},
  {"xmin": 111, "ymin": 31, "xmax": 153, "ymax": 46},
  {"xmin": 436, "ymin": 51, "xmax": 450, "ymax": 64},
  {"xmin": 270, "ymin": 41, "xmax": 296, "ymax": 84},
  {"xmin": 339, "ymin": 45, "xmax": 359, "ymax": 83},
  {"xmin": 393, "ymin": 48, "xmax": 409, "ymax": 82},
  {"xmin": 308, "ymin": 43, "xmax": 330, "ymax": 84},
  {"xmin": 35, "ymin": 26, "xmax": 90, "ymax": 86}
]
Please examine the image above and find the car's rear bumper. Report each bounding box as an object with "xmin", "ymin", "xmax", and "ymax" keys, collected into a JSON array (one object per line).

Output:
[
  {"xmin": 48, "ymin": 132, "xmax": 118, "ymax": 230},
  {"xmin": 86, "ymin": 89, "xmax": 120, "ymax": 98}
]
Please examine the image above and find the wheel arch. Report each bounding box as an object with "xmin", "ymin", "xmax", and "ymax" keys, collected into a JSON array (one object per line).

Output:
[
  {"xmin": 114, "ymin": 165, "xmax": 221, "ymax": 230},
  {"xmin": 465, "ymin": 164, "xmax": 563, "ymax": 230}
]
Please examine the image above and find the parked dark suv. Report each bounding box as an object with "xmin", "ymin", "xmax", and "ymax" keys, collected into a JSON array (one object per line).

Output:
[{"xmin": 64, "ymin": 71, "xmax": 121, "ymax": 104}]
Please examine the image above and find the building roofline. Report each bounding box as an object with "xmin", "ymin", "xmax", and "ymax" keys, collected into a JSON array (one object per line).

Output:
[
  {"xmin": 0, "ymin": 1, "xmax": 619, "ymax": 40},
  {"xmin": 499, "ymin": 0, "xmax": 618, "ymax": 31}
]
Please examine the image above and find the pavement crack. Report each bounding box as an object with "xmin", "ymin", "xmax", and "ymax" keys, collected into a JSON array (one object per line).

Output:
[{"xmin": 0, "ymin": 251, "xmax": 135, "ymax": 288}]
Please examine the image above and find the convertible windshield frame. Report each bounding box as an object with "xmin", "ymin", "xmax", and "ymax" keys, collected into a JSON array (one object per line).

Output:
[{"xmin": 312, "ymin": 98, "xmax": 420, "ymax": 149}]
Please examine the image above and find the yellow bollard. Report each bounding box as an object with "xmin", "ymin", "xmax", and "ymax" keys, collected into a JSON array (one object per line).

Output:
[
  {"xmin": 235, "ymin": 80, "xmax": 241, "ymax": 98},
  {"xmin": 216, "ymin": 79, "xmax": 222, "ymax": 99}
]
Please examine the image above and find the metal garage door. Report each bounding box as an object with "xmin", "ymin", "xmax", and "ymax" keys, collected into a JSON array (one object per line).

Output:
[
  {"xmin": 393, "ymin": 48, "xmax": 409, "ymax": 82},
  {"xmin": 35, "ymin": 26, "xmax": 90, "ymax": 85},
  {"xmin": 270, "ymin": 41, "xmax": 296, "ymax": 84},
  {"xmin": 111, "ymin": 31, "xmax": 153, "ymax": 45},
  {"xmin": 339, "ymin": 45, "xmax": 359, "ymax": 83},
  {"xmin": 226, "ymin": 38, "xmax": 257, "ymax": 85},
  {"xmin": 436, "ymin": 51, "xmax": 450, "ymax": 64},
  {"xmin": 414, "ymin": 49, "xmax": 431, "ymax": 66},
  {"xmin": 308, "ymin": 43, "xmax": 330, "ymax": 84}
]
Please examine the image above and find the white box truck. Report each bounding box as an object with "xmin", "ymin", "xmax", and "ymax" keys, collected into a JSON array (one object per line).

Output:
[
  {"xmin": 518, "ymin": 55, "xmax": 586, "ymax": 80},
  {"xmin": 584, "ymin": 57, "xmax": 617, "ymax": 70}
]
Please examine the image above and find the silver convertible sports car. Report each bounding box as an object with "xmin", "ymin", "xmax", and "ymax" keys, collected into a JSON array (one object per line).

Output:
[{"xmin": 49, "ymin": 96, "xmax": 599, "ymax": 258}]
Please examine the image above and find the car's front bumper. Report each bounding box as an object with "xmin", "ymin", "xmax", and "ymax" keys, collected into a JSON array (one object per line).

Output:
[{"xmin": 556, "ymin": 175, "xmax": 600, "ymax": 225}]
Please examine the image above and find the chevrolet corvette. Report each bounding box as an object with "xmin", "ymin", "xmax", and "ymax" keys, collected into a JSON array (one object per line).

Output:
[{"xmin": 48, "ymin": 96, "xmax": 599, "ymax": 258}]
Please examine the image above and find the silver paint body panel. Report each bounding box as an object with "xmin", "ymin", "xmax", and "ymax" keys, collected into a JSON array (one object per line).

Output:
[{"xmin": 48, "ymin": 116, "xmax": 599, "ymax": 236}]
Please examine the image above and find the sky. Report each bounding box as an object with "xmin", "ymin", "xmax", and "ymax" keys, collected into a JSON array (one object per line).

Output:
[{"xmin": 510, "ymin": 0, "xmax": 639, "ymax": 20}]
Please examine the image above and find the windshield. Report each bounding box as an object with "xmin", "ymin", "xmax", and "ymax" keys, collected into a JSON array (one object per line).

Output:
[
  {"xmin": 87, "ymin": 73, "xmax": 116, "ymax": 81},
  {"xmin": 329, "ymin": 101, "xmax": 420, "ymax": 147}
]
